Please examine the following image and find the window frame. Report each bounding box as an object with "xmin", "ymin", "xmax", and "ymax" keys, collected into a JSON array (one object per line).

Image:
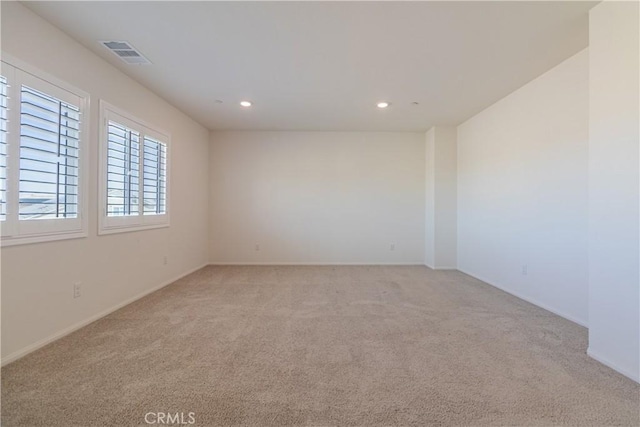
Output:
[
  {"xmin": 1, "ymin": 55, "xmax": 90, "ymax": 247},
  {"xmin": 98, "ymin": 100, "xmax": 170, "ymax": 235}
]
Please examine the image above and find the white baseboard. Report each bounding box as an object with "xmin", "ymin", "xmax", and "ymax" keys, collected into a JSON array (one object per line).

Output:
[
  {"xmin": 457, "ymin": 267, "xmax": 588, "ymax": 328},
  {"xmin": 424, "ymin": 263, "xmax": 457, "ymax": 270},
  {"xmin": 587, "ymin": 347, "xmax": 640, "ymax": 383},
  {"xmin": 1, "ymin": 262, "xmax": 209, "ymax": 367},
  {"xmin": 208, "ymin": 262, "xmax": 426, "ymax": 266}
]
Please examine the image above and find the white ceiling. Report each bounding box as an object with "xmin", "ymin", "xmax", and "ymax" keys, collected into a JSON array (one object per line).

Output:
[{"xmin": 25, "ymin": 1, "xmax": 596, "ymax": 132}]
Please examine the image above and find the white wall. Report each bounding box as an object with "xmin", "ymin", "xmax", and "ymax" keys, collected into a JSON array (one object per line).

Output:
[
  {"xmin": 425, "ymin": 126, "xmax": 457, "ymax": 269},
  {"xmin": 425, "ymin": 129, "xmax": 436, "ymax": 267},
  {"xmin": 0, "ymin": 2, "xmax": 210, "ymax": 363},
  {"xmin": 587, "ymin": 1, "xmax": 640, "ymax": 382},
  {"xmin": 457, "ymin": 49, "xmax": 589, "ymax": 326},
  {"xmin": 209, "ymin": 131, "xmax": 425, "ymax": 264}
]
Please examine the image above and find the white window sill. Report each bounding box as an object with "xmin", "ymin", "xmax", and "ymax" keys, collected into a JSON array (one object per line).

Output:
[
  {"xmin": 1, "ymin": 230, "xmax": 87, "ymax": 247},
  {"xmin": 98, "ymin": 222, "xmax": 169, "ymax": 236}
]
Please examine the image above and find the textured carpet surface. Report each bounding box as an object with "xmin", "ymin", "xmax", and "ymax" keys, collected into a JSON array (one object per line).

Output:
[{"xmin": 2, "ymin": 266, "xmax": 639, "ymax": 426}]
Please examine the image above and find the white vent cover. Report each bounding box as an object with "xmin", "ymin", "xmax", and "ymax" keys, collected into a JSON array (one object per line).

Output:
[{"xmin": 100, "ymin": 41, "xmax": 151, "ymax": 65}]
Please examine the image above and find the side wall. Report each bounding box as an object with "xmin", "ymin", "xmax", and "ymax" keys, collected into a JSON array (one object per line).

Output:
[
  {"xmin": 587, "ymin": 0, "xmax": 640, "ymax": 382},
  {"xmin": 433, "ymin": 127, "xmax": 457, "ymax": 269},
  {"xmin": 209, "ymin": 131, "xmax": 425, "ymax": 264},
  {"xmin": 457, "ymin": 49, "xmax": 589, "ymax": 326},
  {"xmin": 1, "ymin": 2, "xmax": 210, "ymax": 363},
  {"xmin": 424, "ymin": 129, "xmax": 436, "ymax": 267},
  {"xmin": 425, "ymin": 127, "xmax": 457, "ymax": 269}
]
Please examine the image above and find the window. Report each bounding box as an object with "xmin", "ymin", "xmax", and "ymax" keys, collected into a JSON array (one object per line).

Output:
[
  {"xmin": 106, "ymin": 121, "xmax": 140, "ymax": 217},
  {"xmin": 1, "ymin": 60, "xmax": 88, "ymax": 246},
  {"xmin": 1, "ymin": 75, "xmax": 8, "ymax": 222},
  {"xmin": 20, "ymin": 86, "xmax": 80, "ymax": 220},
  {"xmin": 99, "ymin": 101, "xmax": 169, "ymax": 234},
  {"xmin": 142, "ymin": 136, "xmax": 167, "ymax": 216}
]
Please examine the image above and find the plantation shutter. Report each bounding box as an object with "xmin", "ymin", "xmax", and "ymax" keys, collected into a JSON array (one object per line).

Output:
[
  {"xmin": 142, "ymin": 136, "xmax": 167, "ymax": 215},
  {"xmin": 99, "ymin": 102, "xmax": 169, "ymax": 234},
  {"xmin": 0, "ymin": 75, "xmax": 8, "ymax": 221},
  {"xmin": 19, "ymin": 85, "xmax": 80, "ymax": 220},
  {"xmin": 106, "ymin": 121, "xmax": 140, "ymax": 216}
]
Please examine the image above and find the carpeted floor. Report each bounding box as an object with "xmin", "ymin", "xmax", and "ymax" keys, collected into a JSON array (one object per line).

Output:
[{"xmin": 2, "ymin": 266, "xmax": 639, "ymax": 426}]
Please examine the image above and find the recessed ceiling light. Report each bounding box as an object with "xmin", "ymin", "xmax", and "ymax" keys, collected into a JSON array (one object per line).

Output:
[
  {"xmin": 377, "ymin": 102, "xmax": 390, "ymax": 108},
  {"xmin": 240, "ymin": 101, "xmax": 252, "ymax": 107}
]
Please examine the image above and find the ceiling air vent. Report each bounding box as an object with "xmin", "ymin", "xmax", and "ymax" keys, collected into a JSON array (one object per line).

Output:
[{"xmin": 100, "ymin": 41, "xmax": 151, "ymax": 65}]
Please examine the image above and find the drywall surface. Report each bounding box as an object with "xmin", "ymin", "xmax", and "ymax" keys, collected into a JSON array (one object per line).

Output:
[
  {"xmin": 425, "ymin": 127, "xmax": 457, "ymax": 269},
  {"xmin": 425, "ymin": 129, "xmax": 436, "ymax": 267},
  {"xmin": 210, "ymin": 131, "xmax": 425, "ymax": 264},
  {"xmin": 587, "ymin": 0, "xmax": 640, "ymax": 382},
  {"xmin": 1, "ymin": 2, "xmax": 210, "ymax": 363},
  {"xmin": 457, "ymin": 49, "xmax": 589, "ymax": 326}
]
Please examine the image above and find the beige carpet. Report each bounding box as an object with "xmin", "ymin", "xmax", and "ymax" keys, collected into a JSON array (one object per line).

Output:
[{"xmin": 2, "ymin": 266, "xmax": 639, "ymax": 426}]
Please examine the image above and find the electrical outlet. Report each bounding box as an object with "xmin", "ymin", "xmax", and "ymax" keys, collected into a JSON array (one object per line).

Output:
[
  {"xmin": 522, "ymin": 265, "xmax": 528, "ymax": 276},
  {"xmin": 390, "ymin": 243, "xmax": 396, "ymax": 251},
  {"xmin": 73, "ymin": 282, "xmax": 82, "ymax": 299},
  {"xmin": 255, "ymin": 244, "xmax": 260, "ymax": 251},
  {"xmin": 163, "ymin": 256, "xmax": 168, "ymax": 265}
]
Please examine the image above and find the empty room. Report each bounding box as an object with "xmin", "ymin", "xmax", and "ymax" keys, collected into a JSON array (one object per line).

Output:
[{"xmin": 1, "ymin": 1, "xmax": 639, "ymax": 426}]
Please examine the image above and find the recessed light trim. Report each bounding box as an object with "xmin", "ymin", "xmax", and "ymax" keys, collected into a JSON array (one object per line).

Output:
[
  {"xmin": 377, "ymin": 102, "xmax": 390, "ymax": 108},
  {"xmin": 240, "ymin": 101, "xmax": 252, "ymax": 107}
]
